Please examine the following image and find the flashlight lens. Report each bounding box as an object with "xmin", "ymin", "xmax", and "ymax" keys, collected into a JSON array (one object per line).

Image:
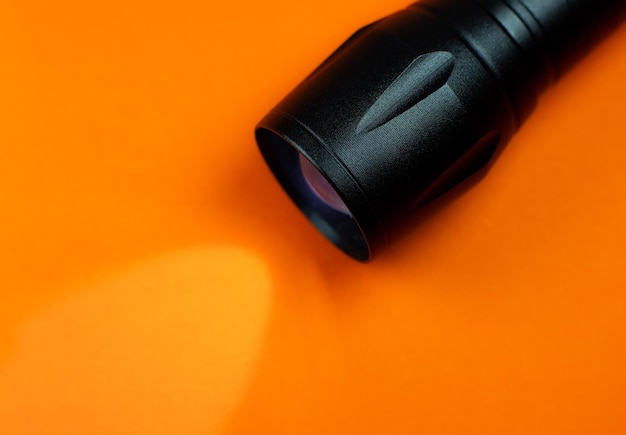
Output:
[
  {"xmin": 256, "ymin": 128, "xmax": 370, "ymax": 261},
  {"xmin": 298, "ymin": 153, "xmax": 350, "ymax": 215}
]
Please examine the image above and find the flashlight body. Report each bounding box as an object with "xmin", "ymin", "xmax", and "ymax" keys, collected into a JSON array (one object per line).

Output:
[{"xmin": 256, "ymin": 0, "xmax": 625, "ymax": 260}]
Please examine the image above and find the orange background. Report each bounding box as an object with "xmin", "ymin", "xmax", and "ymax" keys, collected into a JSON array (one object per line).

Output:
[{"xmin": 1, "ymin": 1, "xmax": 626, "ymax": 434}]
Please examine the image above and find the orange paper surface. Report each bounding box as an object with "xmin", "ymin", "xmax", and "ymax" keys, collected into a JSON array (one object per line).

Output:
[{"xmin": 1, "ymin": 1, "xmax": 626, "ymax": 434}]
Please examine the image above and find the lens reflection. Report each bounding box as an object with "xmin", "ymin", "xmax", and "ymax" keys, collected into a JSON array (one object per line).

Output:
[
  {"xmin": 256, "ymin": 128, "xmax": 370, "ymax": 261},
  {"xmin": 298, "ymin": 153, "xmax": 350, "ymax": 215}
]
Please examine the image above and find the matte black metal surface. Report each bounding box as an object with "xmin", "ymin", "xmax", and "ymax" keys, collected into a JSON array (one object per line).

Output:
[{"xmin": 256, "ymin": 0, "xmax": 625, "ymax": 260}]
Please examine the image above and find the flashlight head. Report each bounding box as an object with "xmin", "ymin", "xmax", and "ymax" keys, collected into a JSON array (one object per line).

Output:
[{"xmin": 255, "ymin": 1, "xmax": 564, "ymax": 261}]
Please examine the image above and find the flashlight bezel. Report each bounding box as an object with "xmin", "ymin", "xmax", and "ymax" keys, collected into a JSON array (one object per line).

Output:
[{"xmin": 256, "ymin": 125, "xmax": 373, "ymax": 261}]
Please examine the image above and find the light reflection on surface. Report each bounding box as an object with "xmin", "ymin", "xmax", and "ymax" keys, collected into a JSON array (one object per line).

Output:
[{"xmin": 0, "ymin": 247, "xmax": 272, "ymax": 435}]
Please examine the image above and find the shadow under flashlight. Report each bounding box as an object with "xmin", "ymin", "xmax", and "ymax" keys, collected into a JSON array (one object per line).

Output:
[{"xmin": 256, "ymin": 0, "xmax": 626, "ymax": 261}]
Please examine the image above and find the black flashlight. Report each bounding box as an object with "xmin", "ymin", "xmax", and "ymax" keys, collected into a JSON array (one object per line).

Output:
[{"xmin": 255, "ymin": 0, "xmax": 625, "ymax": 261}]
